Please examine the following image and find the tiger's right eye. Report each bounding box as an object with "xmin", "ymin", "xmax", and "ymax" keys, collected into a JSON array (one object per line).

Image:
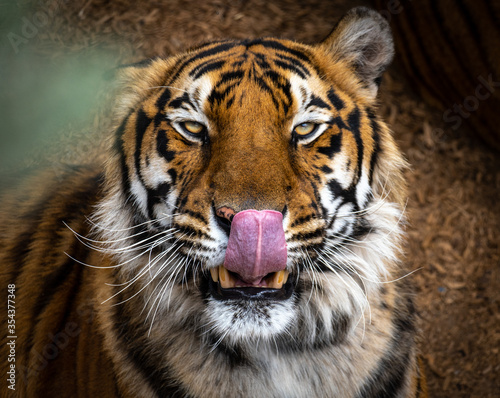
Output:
[
  {"xmin": 293, "ymin": 122, "xmax": 318, "ymax": 137},
  {"xmin": 181, "ymin": 121, "xmax": 205, "ymax": 135}
]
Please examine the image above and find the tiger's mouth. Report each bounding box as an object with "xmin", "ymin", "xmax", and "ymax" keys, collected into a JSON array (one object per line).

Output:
[
  {"xmin": 208, "ymin": 265, "xmax": 295, "ymax": 300},
  {"xmin": 207, "ymin": 209, "xmax": 293, "ymax": 300}
]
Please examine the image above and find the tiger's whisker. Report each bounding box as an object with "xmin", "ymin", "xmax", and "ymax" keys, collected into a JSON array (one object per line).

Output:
[
  {"xmin": 102, "ymin": 232, "xmax": 187, "ymax": 304},
  {"xmin": 147, "ymin": 85, "xmax": 189, "ymax": 93},
  {"xmin": 86, "ymin": 213, "xmax": 172, "ymax": 233}
]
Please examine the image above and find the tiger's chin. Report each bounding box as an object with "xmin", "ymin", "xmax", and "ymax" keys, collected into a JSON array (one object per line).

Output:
[{"xmin": 202, "ymin": 265, "xmax": 298, "ymax": 345}]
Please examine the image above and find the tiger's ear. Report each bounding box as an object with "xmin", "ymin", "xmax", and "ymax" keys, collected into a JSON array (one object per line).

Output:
[{"xmin": 321, "ymin": 7, "xmax": 394, "ymax": 98}]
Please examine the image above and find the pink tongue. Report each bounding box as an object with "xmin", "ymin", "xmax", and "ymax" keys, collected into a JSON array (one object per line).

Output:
[{"xmin": 223, "ymin": 209, "xmax": 287, "ymax": 285}]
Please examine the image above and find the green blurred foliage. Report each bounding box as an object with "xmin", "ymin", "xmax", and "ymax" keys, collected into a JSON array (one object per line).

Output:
[{"xmin": 0, "ymin": 0, "xmax": 113, "ymax": 172}]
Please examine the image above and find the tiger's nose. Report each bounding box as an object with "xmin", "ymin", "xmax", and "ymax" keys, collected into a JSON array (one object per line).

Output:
[{"xmin": 215, "ymin": 206, "xmax": 236, "ymax": 236}]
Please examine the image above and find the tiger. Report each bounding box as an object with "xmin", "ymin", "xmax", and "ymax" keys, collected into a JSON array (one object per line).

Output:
[{"xmin": 0, "ymin": 7, "xmax": 427, "ymax": 398}]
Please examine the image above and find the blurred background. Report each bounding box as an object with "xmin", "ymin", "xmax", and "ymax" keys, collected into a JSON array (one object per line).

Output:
[{"xmin": 1, "ymin": 0, "xmax": 498, "ymax": 396}]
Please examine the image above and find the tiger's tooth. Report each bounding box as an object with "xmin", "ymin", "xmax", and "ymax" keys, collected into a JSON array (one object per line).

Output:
[
  {"xmin": 270, "ymin": 270, "xmax": 288, "ymax": 289},
  {"xmin": 219, "ymin": 265, "xmax": 234, "ymax": 289},
  {"xmin": 209, "ymin": 267, "xmax": 219, "ymax": 282}
]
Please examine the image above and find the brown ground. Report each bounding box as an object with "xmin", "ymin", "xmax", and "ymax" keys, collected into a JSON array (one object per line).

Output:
[{"xmin": 3, "ymin": 0, "xmax": 499, "ymax": 396}]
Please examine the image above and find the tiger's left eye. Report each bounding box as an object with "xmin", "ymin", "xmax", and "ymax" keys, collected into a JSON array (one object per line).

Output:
[
  {"xmin": 181, "ymin": 121, "xmax": 204, "ymax": 135},
  {"xmin": 294, "ymin": 122, "xmax": 317, "ymax": 137}
]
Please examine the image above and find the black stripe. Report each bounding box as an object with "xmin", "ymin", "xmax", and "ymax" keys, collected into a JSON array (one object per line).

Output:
[
  {"xmin": 169, "ymin": 41, "xmax": 239, "ymax": 84},
  {"xmin": 310, "ymin": 300, "xmax": 325, "ymax": 343},
  {"xmin": 156, "ymin": 129, "xmax": 175, "ymax": 162},
  {"xmin": 116, "ymin": 113, "xmax": 152, "ymax": 231},
  {"xmin": 114, "ymin": 111, "xmax": 134, "ymax": 199},
  {"xmin": 415, "ymin": 357, "xmax": 426, "ymax": 396},
  {"xmin": 317, "ymin": 130, "xmax": 342, "ymax": 158},
  {"xmin": 173, "ymin": 224, "xmax": 214, "ymax": 241},
  {"xmin": 307, "ymin": 94, "xmax": 331, "ymax": 110},
  {"xmin": 355, "ymin": 295, "xmax": 416, "ymax": 398},
  {"xmin": 112, "ymin": 298, "xmax": 189, "ymax": 397},
  {"xmin": 352, "ymin": 216, "xmax": 372, "ymax": 240},
  {"xmin": 191, "ymin": 60, "xmax": 226, "ymax": 79},
  {"xmin": 336, "ymin": 216, "xmax": 350, "ymax": 234},
  {"xmin": 155, "ymin": 88, "xmax": 172, "ymax": 112},
  {"xmin": 25, "ymin": 225, "xmax": 89, "ymax": 371},
  {"xmin": 367, "ymin": 109, "xmax": 380, "ymax": 184},
  {"xmin": 134, "ymin": 109, "xmax": 153, "ymax": 187},
  {"xmin": 263, "ymin": 70, "xmax": 293, "ymax": 114},
  {"xmin": 175, "ymin": 195, "xmax": 188, "ymax": 210},
  {"xmin": 253, "ymin": 75, "xmax": 281, "ymax": 111},
  {"xmin": 168, "ymin": 92, "xmax": 196, "ymax": 110},
  {"xmin": 189, "ymin": 39, "xmax": 234, "ymax": 52},
  {"xmin": 259, "ymin": 39, "xmax": 311, "ymax": 63},
  {"xmin": 16, "ymin": 174, "xmax": 103, "ymax": 380},
  {"xmin": 290, "ymin": 214, "xmax": 314, "ymax": 228},
  {"xmin": 144, "ymin": 140, "xmax": 175, "ymax": 220},
  {"xmin": 204, "ymin": 332, "xmax": 249, "ymax": 368},
  {"xmin": 329, "ymin": 311, "xmax": 350, "ymax": 345},
  {"xmin": 275, "ymin": 53, "xmax": 310, "ymax": 77},
  {"xmin": 274, "ymin": 59, "xmax": 307, "ymax": 79},
  {"xmin": 320, "ymin": 165, "xmax": 333, "ymax": 174},
  {"xmin": 7, "ymin": 230, "xmax": 35, "ymax": 286},
  {"xmin": 208, "ymin": 82, "xmax": 239, "ymax": 106},
  {"xmin": 356, "ymin": 346, "xmax": 410, "ymax": 397},
  {"xmin": 347, "ymin": 107, "xmax": 363, "ymax": 185},
  {"xmin": 184, "ymin": 209, "xmax": 208, "ymax": 224},
  {"xmin": 167, "ymin": 168, "xmax": 177, "ymax": 185},
  {"xmin": 254, "ymin": 52, "xmax": 271, "ymax": 70},
  {"xmin": 147, "ymin": 182, "xmax": 171, "ymax": 220},
  {"xmin": 208, "ymin": 70, "xmax": 246, "ymax": 106},
  {"xmin": 309, "ymin": 309, "xmax": 351, "ymax": 350},
  {"xmin": 52, "ymin": 249, "xmax": 85, "ymax": 340},
  {"xmin": 327, "ymin": 88, "xmax": 345, "ymax": 111},
  {"xmin": 226, "ymin": 95, "xmax": 235, "ymax": 108},
  {"xmin": 309, "ymin": 256, "xmax": 343, "ymax": 274},
  {"xmin": 329, "ymin": 115, "xmax": 347, "ymax": 129},
  {"xmin": 288, "ymin": 228, "xmax": 323, "ymax": 242},
  {"xmin": 327, "ymin": 179, "xmax": 357, "ymax": 206},
  {"xmin": 218, "ymin": 70, "xmax": 245, "ymax": 84},
  {"xmin": 178, "ymin": 241, "xmax": 213, "ymax": 253},
  {"xmin": 5, "ymin": 188, "xmax": 51, "ymax": 286}
]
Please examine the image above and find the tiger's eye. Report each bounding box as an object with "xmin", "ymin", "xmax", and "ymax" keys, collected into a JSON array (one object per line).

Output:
[
  {"xmin": 294, "ymin": 122, "xmax": 316, "ymax": 136},
  {"xmin": 182, "ymin": 121, "xmax": 204, "ymax": 135}
]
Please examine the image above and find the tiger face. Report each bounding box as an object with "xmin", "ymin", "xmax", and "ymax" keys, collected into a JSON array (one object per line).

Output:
[
  {"xmin": 90, "ymin": 8, "xmax": 417, "ymax": 396},
  {"xmin": 97, "ymin": 7, "xmax": 404, "ymax": 343}
]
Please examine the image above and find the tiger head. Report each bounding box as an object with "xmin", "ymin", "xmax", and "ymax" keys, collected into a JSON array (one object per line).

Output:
[{"xmin": 94, "ymin": 7, "xmax": 406, "ymax": 350}]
